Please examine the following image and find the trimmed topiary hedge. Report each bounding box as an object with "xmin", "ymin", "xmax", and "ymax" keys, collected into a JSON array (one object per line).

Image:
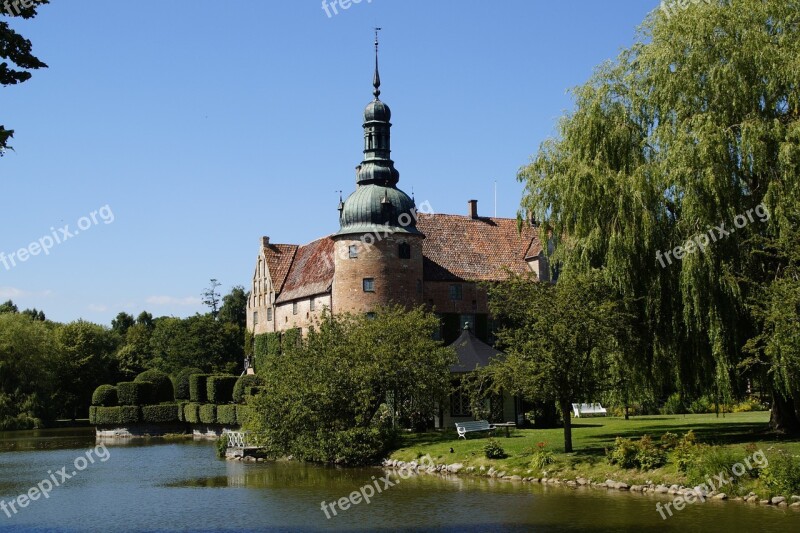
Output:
[
  {"xmin": 117, "ymin": 382, "xmax": 155, "ymax": 406},
  {"xmin": 94, "ymin": 406, "xmax": 141, "ymax": 425},
  {"xmin": 184, "ymin": 403, "xmax": 201, "ymax": 424},
  {"xmin": 135, "ymin": 370, "xmax": 175, "ymax": 403},
  {"xmin": 189, "ymin": 374, "xmax": 212, "ymax": 403},
  {"xmin": 233, "ymin": 375, "xmax": 263, "ymax": 404},
  {"xmin": 236, "ymin": 405, "xmax": 254, "ymax": 426},
  {"xmin": 141, "ymin": 404, "xmax": 181, "ymax": 424},
  {"xmin": 92, "ymin": 385, "xmax": 118, "ymax": 407},
  {"xmin": 177, "ymin": 402, "xmax": 188, "ymax": 422},
  {"xmin": 216, "ymin": 404, "xmax": 237, "ymax": 425},
  {"xmin": 174, "ymin": 367, "xmax": 203, "ymax": 401},
  {"xmin": 199, "ymin": 404, "xmax": 216, "ymax": 424},
  {"xmin": 207, "ymin": 375, "xmax": 237, "ymax": 404},
  {"xmin": 89, "ymin": 406, "xmax": 97, "ymax": 424}
]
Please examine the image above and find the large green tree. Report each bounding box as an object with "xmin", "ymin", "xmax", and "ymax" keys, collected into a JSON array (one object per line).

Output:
[
  {"xmin": 518, "ymin": 0, "xmax": 800, "ymax": 432},
  {"xmin": 246, "ymin": 306, "xmax": 455, "ymax": 464},
  {"xmin": 1, "ymin": 0, "xmax": 48, "ymax": 154},
  {"xmin": 488, "ymin": 271, "xmax": 630, "ymax": 452}
]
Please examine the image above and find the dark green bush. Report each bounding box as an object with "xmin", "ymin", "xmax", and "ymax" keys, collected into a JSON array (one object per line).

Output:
[
  {"xmin": 174, "ymin": 367, "xmax": 203, "ymax": 401},
  {"xmin": 607, "ymin": 437, "xmax": 639, "ymax": 469},
  {"xmin": 233, "ymin": 375, "xmax": 264, "ymax": 404},
  {"xmin": 89, "ymin": 406, "xmax": 97, "ymax": 424},
  {"xmin": 484, "ymin": 438, "xmax": 506, "ymax": 459},
  {"xmin": 184, "ymin": 403, "xmax": 201, "ymax": 424},
  {"xmin": 199, "ymin": 404, "xmax": 216, "ymax": 424},
  {"xmin": 216, "ymin": 404, "xmax": 237, "ymax": 425},
  {"xmin": 117, "ymin": 382, "xmax": 155, "ymax": 406},
  {"xmin": 94, "ymin": 406, "xmax": 140, "ymax": 425},
  {"xmin": 207, "ymin": 375, "xmax": 237, "ymax": 404},
  {"xmin": 92, "ymin": 385, "xmax": 118, "ymax": 407},
  {"xmin": 135, "ymin": 370, "xmax": 174, "ymax": 403},
  {"xmin": 216, "ymin": 434, "xmax": 228, "ymax": 458},
  {"xmin": 189, "ymin": 374, "xmax": 211, "ymax": 403},
  {"xmin": 141, "ymin": 404, "xmax": 181, "ymax": 424}
]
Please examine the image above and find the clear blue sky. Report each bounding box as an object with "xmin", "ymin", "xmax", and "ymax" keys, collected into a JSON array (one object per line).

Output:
[{"xmin": 2, "ymin": 0, "xmax": 658, "ymax": 324}]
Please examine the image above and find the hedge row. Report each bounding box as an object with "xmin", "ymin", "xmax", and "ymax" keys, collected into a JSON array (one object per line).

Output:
[
  {"xmin": 90, "ymin": 403, "xmax": 244, "ymax": 426},
  {"xmin": 207, "ymin": 376, "xmax": 237, "ymax": 404},
  {"xmin": 135, "ymin": 370, "xmax": 174, "ymax": 403},
  {"xmin": 189, "ymin": 374, "xmax": 212, "ymax": 403},
  {"xmin": 90, "ymin": 406, "xmax": 141, "ymax": 425},
  {"xmin": 92, "ymin": 385, "xmax": 118, "ymax": 407},
  {"xmin": 174, "ymin": 367, "xmax": 203, "ymax": 400},
  {"xmin": 141, "ymin": 404, "xmax": 181, "ymax": 424},
  {"xmin": 117, "ymin": 382, "xmax": 155, "ymax": 406},
  {"xmin": 233, "ymin": 375, "xmax": 263, "ymax": 404}
]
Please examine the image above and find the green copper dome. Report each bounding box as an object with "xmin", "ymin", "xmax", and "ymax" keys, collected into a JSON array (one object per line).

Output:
[{"xmin": 338, "ymin": 185, "xmax": 421, "ymax": 237}]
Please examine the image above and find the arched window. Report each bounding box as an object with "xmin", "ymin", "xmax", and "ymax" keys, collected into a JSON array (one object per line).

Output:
[{"xmin": 399, "ymin": 242, "xmax": 411, "ymax": 259}]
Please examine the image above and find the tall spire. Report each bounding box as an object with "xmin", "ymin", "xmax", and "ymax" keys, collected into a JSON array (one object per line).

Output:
[{"xmin": 373, "ymin": 27, "xmax": 382, "ymax": 100}]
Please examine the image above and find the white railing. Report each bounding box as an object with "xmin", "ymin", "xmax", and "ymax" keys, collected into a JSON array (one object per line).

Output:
[{"xmin": 226, "ymin": 431, "xmax": 249, "ymax": 448}]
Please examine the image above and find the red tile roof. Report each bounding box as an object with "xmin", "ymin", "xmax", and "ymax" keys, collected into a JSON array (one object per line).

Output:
[
  {"xmin": 416, "ymin": 214, "xmax": 540, "ymax": 281},
  {"xmin": 261, "ymin": 215, "xmax": 540, "ymax": 302},
  {"xmin": 274, "ymin": 237, "xmax": 335, "ymax": 303}
]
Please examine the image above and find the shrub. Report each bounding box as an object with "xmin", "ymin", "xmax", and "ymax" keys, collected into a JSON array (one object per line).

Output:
[
  {"xmin": 731, "ymin": 397, "xmax": 769, "ymax": 413},
  {"xmin": 199, "ymin": 404, "xmax": 217, "ymax": 424},
  {"xmin": 184, "ymin": 403, "xmax": 201, "ymax": 424},
  {"xmin": 607, "ymin": 435, "xmax": 666, "ymax": 470},
  {"xmin": 177, "ymin": 402, "xmax": 188, "ymax": 422},
  {"xmin": 331, "ymin": 427, "xmax": 388, "ymax": 465},
  {"xmin": 235, "ymin": 405, "xmax": 253, "ymax": 426},
  {"xmin": 233, "ymin": 375, "xmax": 264, "ymax": 404},
  {"xmin": 92, "ymin": 385, "xmax": 118, "ymax": 407},
  {"xmin": 189, "ymin": 374, "xmax": 211, "ymax": 403},
  {"xmin": 141, "ymin": 404, "xmax": 181, "ymax": 424},
  {"xmin": 117, "ymin": 382, "xmax": 155, "ymax": 406},
  {"xmin": 207, "ymin": 375, "xmax": 237, "ymax": 404},
  {"xmin": 759, "ymin": 451, "xmax": 800, "ymax": 497},
  {"xmin": 484, "ymin": 438, "xmax": 506, "ymax": 459},
  {"xmin": 135, "ymin": 370, "xmax": 174, "ymax": 403},
  {"xmin": 530, "ymin": 442, "xmax": 555, "ymax": 471},
  {"xmin": 174, "ymin": 367, "xmax": 203, "ymax": 401},
  {"xmin": 607, "ymin": 437, "xmax": 639, "ymax": 469},
  {"xmin": 94, "ymin": 406, "xmax": 140, "ymax": 425},
  {"xmin": 216, "ymin": 435, "xmax": 228, "ymax": 458},
  {"xmin": 635, "ymin": 435, "xmax": 667, "ymax": 470},
  {"xmin": 216, "ymin": 404, "xmax": 237, "ymax": 426},
  {"xmin": 661, "ymin": 393, "xmax": 686, "ymax": 415},
  {"xmin": 89, "ymin": 406, "xmax": 97, "ymax": 424}
]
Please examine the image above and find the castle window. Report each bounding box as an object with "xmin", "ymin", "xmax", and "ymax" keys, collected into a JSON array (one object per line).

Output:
[
  {"xmin": 363, "ymin": 278, "xmax": 375, "ymax": 292},
  {"xmin": 310, "ymin": 298, "xmax": 316, "ymax": 311},
  {"xmin": 449, "ymin": 284, "xmax": 463, "ymax": 301},
  {"xmin": 253, "ymin": 311, "xmax": 259, "ymax": 325},
  {"xmin": 267, "ymin": 308, "xmax": 273, "ymax": 322},
  {"xmin": 349, "ymin": 245, "xmax": 359, "ymax": 259},
  {"xmin": 399, "ymin": 242, "xmax": 411, "ymax": 259},
  {"xmin": 293, "ymin": 302, "xmax": 298, "ymax": 315}
]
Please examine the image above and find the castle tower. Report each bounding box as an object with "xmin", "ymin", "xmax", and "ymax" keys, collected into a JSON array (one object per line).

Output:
[{"xmin": 332, "ymin": 31, "xmax": 425, "ymax": 314}]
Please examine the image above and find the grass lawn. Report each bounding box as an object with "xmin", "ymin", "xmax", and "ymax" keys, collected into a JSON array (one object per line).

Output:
[{"xmin": 389, "ymin": 412, "xmax": 800, "ymax": 493}]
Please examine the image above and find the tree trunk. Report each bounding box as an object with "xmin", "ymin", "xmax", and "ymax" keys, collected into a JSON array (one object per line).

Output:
[
  {"xmin": 624, "ymin": 404, "xmax": 629, "ymax": 421},
  {"xmin": 560, "ymin": 400, "xmax": 573, "ymax": 453},
  {"xmin": 770, "ymin": 391, "xmax": 800, "ymax": 435}
]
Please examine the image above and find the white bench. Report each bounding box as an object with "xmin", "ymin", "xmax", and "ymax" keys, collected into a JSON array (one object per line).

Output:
[
  {"xmin": 455, "ymin": 420, "xmax": 495, "ymax": 439},
  {"xmin": 571, "ymin": 403, "xmax": 608, "ymax": 418}
]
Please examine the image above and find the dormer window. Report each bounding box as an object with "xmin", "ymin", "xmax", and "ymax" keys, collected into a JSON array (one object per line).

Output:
[{"xmin": 399, "ymin": 242, "xmax": 411, "ymax": 259}]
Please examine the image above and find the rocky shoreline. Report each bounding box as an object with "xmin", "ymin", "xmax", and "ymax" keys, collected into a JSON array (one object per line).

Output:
[{"xmin": 380, "ymin": 458, "xmax": 800, "ymax": 510}]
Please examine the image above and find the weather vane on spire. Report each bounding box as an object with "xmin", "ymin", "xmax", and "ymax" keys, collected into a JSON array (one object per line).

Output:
[{"xmin": 373, "ymin": 27, "xmax": 382, "ymax": 100}]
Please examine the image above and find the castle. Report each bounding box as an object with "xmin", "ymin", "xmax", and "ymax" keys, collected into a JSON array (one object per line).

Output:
[{"xmin": 246, "ymin": 37, "xmax": 548, "ymax": 346}]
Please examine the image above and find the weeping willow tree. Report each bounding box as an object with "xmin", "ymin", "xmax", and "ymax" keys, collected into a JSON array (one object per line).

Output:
[{"xmin": 519, "ymin": 0, "xmax": 800, "ymax": 431}]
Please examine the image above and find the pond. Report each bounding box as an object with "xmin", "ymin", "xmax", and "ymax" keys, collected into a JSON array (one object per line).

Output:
[{"xmin": 0, "ymin": 428, "xmax": 797, "ymax": 532}]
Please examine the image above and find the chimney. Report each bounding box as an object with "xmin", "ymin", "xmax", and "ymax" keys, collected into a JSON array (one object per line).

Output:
[
  {"xmin": 262, "ymin": 236, "xmax": 270, "ymax": 248},
  {"xmin": 468, "ymin": 199, "xmax": 478, "ymax": 219}
]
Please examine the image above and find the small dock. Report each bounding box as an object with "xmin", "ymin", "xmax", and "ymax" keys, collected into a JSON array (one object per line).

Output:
[{"xmin": 224, "ymin": 431, "xmax": 260, "ymax": 458}]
